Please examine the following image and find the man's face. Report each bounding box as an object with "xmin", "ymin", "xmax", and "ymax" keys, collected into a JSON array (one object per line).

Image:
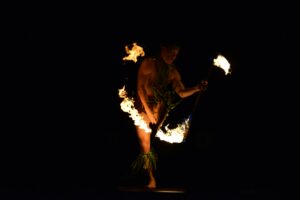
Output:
[{"xmin": 161, "ymin": 47, "xmax": 180, "ymax": 65}]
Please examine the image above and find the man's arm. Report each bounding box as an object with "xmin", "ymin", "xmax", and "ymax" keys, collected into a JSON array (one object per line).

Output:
[{"xmin": 172, "ymin": 69, "xmax": 208, "ymax": 98}]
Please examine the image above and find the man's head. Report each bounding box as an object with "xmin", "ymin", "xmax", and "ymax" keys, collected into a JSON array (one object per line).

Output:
[{"xmin": 160, "ymin": 41, "xmax": 181, "ymax": 65}]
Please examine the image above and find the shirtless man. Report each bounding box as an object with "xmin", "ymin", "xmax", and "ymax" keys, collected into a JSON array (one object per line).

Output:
[{"xmin": 133, "ymin": 41, "xmax": 208, "ymax": 188}]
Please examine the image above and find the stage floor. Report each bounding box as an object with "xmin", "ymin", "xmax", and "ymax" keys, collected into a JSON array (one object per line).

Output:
[{"xmin": 118, "ymin": 186, "xmax": 186, "ymax": 193}]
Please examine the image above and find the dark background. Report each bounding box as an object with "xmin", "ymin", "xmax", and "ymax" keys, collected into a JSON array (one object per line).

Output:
[{"xmin": 2, "ymin": 2, "xmax": 296, "ymax": 199}]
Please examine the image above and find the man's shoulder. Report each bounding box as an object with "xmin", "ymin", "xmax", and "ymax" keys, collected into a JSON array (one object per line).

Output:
[
  {"xmin": 139, "ymin": 57, "xmax": 157, "ymax": 73},
  {"xmin": 142, "ymin": 57, "xmax": 157, "ymax": 63},
  {"xmin": 140, "ymin": 57, "xmax": 158, "ymax": 66}
]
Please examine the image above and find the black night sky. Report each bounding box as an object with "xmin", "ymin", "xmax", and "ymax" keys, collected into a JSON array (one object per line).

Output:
[{"xmin": 3, "ymin": 3, "xmax": 295, "ymax": 199}]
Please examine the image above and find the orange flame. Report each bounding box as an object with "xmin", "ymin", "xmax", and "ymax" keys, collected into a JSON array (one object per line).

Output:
[
  {"xmin": 213, "ymin": 54, "xmax": 231, "ymax": 75},
  {"xmin": 118, "ymin": 85, "xmax": 191, "ymax": 142},
  {"xmin": 155, "ymin": 118, "xmax": 191, "ymax": 143},
  {"xmin": 118, "ymin": 86, "xmax": 151, "ymax": 133},
  {"xmin": 122, "ymin": 42, "xmax": 145, "ymax": 63}
]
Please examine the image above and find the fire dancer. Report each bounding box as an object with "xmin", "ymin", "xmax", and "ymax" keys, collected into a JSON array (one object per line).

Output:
[{"xmin": 132, "ymin": 41, "xmax": 208, "ymax": 188}]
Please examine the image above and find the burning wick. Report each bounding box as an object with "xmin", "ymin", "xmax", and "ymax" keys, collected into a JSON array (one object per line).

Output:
[
  {"xmin": 213, "ymin": 54, "xmax": 231, "ymax": 75},
  {"xmin": 122, "ymin": 42, "xmax": 145, "ymax": 63}
]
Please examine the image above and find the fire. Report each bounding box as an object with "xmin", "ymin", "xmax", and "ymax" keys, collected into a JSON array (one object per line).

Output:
[
  {"xmin": 155, "ymin": 117, "xmax": 191, "ymax": 143},
  {"xmin": 122, "ymin": 42, "xmax": 145, "ymax": 63},
  {"xmin": 118, "ymin": 86, "xmax": 151, "ymax": 133},
  {"xmin": 213, "ymin": 54, "xmax": 231, "ymax": 75},
  {"xmin": 119, "ymin": 43, "xmax": 148, "ymax": 133},
  {"xmin": 119, "ymin": 43, "xmax": 232, "ymax": 144},
  {"xmin": 118, "ymin": 84, "xmax": 191, "ymax": 143},
  {"xmin": 155, "ymin": 54, "xmax": 231, "ymax": 144}
]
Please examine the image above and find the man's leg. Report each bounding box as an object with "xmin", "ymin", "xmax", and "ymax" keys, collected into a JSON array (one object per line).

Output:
[{"xmin": 135, "ymin": 126, "xmax": 156, "ymax": 188}]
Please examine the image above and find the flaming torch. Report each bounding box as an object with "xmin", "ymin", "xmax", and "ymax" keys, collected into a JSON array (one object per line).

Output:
[
  {"xmin": 155, "ymin": 54, "xmax": 231, "ymax": 143},
  {"xmin": 119, "ymin": 43, "xmax": 150, "ymax": 132},
  {"xmin": 193, "ymin": 54, "xmax": 231, "ymax": 110}
]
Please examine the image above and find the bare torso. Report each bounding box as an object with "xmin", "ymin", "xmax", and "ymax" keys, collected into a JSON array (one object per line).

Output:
[{"xmin": 137, "ymin": 57, "xmax": 181, "ymax": 124}]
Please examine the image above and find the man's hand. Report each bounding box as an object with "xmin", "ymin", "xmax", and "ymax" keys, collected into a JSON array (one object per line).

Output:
[
  {"xmin": 197, "ymin": 80, "xmax": 208, "ymax": 92},
  {"xmin": 145, "ymin": 107, "xmax": 158, "ymax": 124}
]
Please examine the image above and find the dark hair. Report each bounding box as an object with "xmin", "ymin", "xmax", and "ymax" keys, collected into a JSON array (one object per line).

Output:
[
  {"xmin": 158, "ymin": 33, "xmax": 182, "ymax": 49},
  {"xmin": 160, "ymin": 41, "xmax": 181, "ymax": 50}
]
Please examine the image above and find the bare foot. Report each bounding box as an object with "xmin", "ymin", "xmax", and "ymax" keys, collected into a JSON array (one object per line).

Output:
[
  {"xmin": 146, "ymin": 178, "xmax": 156, "ymax": 189},
  {"xmin": 146, "ymin": 170, "xmax": 156, "ymax": 188}
]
